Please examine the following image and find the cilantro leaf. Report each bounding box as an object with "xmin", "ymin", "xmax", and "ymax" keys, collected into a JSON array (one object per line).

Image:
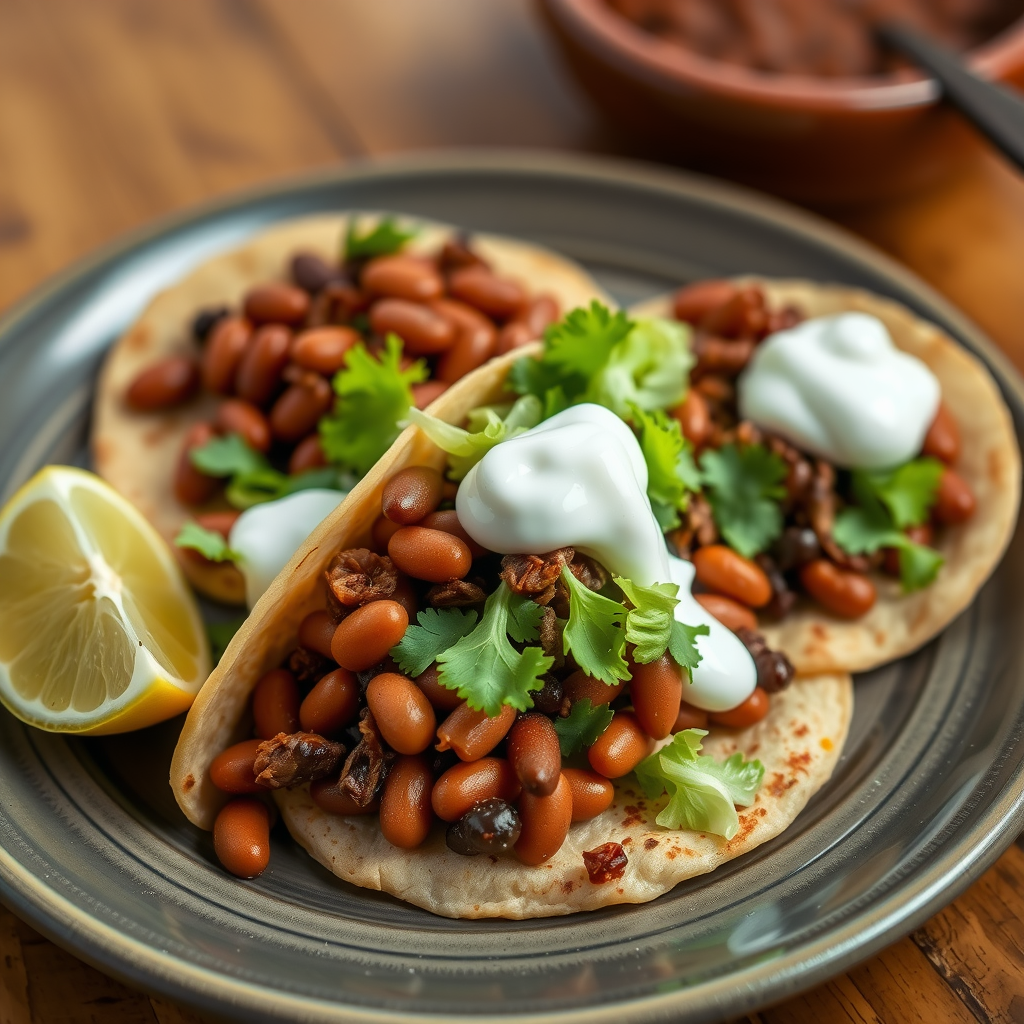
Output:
[
  {"xmin": 833, "ymin": 500, "xmax": 944, "ymax": 592},
  {"xmin": 853, "ymin": 458, "xmax": 944, "ymax": 529},
  {"xmin": 435, "ymin": 583, "xmax": 552, "ymax": 717},
  {"xmin": 190, "ymin": 434, "xmax": 267, "ymax": 478},
  {"xmin": 586, "ymin": 317, "xmax": 693, "ymax": 418},
  {"xmin": 405, "ymin": 395, "xmax": 542, "ymax": 480},
  {"xmin": 319, "ymin": 335, "xmax": 428, "ymax": 475},
  {"xmin": 559, "ymin": 565, "xmax": 629, "ymax": 685},
  {"xmin": 553, "ymin": 698, "xmax": 614, "ymax": 757},
  {"xmin": 630, "ymin": 406, "xmax": 701, "ymax": 530},
  {"xmin": 634, "ymin": 729, "xmax": 765, "ymax": 840},
  {"xmin": 615, "ymin": 576, "xmax": 679, "ymax": 664},
  {"xmin": 206, "ymin": 615, "xmax": 246, "ymax": 665},
  {"xmin": 669, "ymin": 621, "xmax": 709, "ymax": 682},
  {"xmin": 700, "ymin": 443, "xmax": 787, "ymax": 558},
  {"xmin": 174, "ymin": 522, "xmax": 241, "ymax": 563},
  {"xmin": 390, "ymin": 607, "xmax": 479, "ymax": 677},
  {"xmin": 344, "ymin": 217, "xmax": 417, "ymax": 260},
  {"xmin": 545, "ymin": 301, "xmax": 634, "ymax": 380}
]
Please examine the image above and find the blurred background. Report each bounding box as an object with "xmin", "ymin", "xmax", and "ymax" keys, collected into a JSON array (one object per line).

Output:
[{"xmin": 3, "ymin": 1, "xmax": 1024, "ymax": 1022}]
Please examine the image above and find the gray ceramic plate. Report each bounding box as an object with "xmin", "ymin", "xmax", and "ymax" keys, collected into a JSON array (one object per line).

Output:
[{"xmin": 1, "ymin": 152, "xmax": 1023, "ymax": 1024}]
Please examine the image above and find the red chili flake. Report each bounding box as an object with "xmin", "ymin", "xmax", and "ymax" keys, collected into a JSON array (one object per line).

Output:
[{"xmin": 582, "ymin": 842, "xmax": 628, "ymax": 884}]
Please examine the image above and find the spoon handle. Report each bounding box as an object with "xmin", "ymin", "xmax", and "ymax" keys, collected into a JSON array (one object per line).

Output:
[{"xmin": 878, "ymin": 21, "xmax": 1024, "ymax": 173}]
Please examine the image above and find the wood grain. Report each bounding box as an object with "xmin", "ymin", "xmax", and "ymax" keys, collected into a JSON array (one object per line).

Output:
[{"xmin": 1, "ymin": 0, "xmax": 1024, "ymax": 1022}]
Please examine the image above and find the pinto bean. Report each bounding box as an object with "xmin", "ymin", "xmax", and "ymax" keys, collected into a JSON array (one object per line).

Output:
[
  {"xmin": 252, "ymin": 669, "xmax": 300, "ymax": 739},
  {"xmin": 563, "ymin": 670, "xmax": 625, "ymax": 707},
  {"xmin": 419, "ymin": 510, "xmax": 487, "ymax": 557},
  {"xmin": 209, "ymin": 739, "xmax": 263, "ymax": 793},
  {"xmin": 215, "ymin": 399, "xmax": 271, "ymax": 453},
  {"xmin": 921, "ymin": 402, "xmax": 961, "ymax": 464},
  {"xmin": 587, "ymin": 712, "xmax": 654, "ymax": 778},
  {"xmin": 515, "ymin": 773, "xmax": 572, "ymax": 865},
  {"xmin": 371, "ymin": 514, "xmax": 404, "ymax": 551},
  {"xmin": 933, "ymin": 468, "xmax": 976, "ymax": 524},
  {"xmin": 435, "ymin": 324, "xmax": 498, "ymax": 383},
  {"xmin": 195, "ymin": 510, "xmax": 240, "ymax": 539},
  {"xmin": 202, "ymin": 316, "xmax": 252, "ymax": 395},
  {"xmin": 214, "ymin": 798, "xmax": 271, "ymax": 878},
  {"xmin": 672, "ymin": 390, "xmax": 711, "ymax": 447},
  {"xmin": 298, "ymin": 610, "xmax": 338, "ymax": 659},
  {"xmin": 694, "ymin": 593, "xmax": 758, "ymax": 632},
  {"xmin": 288, "ymin": 434, "xmax": 327, "ymax": 475},
  {"xmin": 414, "ymin": 664, "xmax": 463, "ymax": 713},
  {"xmin": 380, "ymin": 755, "xmax": 434, "ymax": 849},
  {"xmin": 290, "ymin": 326, "xmax": 359, "ymax": 376},
  {"xmin": 391, "ymin": 575, "xmax": 420, "ymax": 620},
  {"xmin": 699, "ymin": 285, "xmax": 767, "ymax": 338},
  {"xmin": 562, "ymin": 768, "xmax": 615, "ymax": 822},
  {"xmin": 431, "ymin": 756, "xmax": 521, "ymax": 821},
  {"xmin": 673, "ymin": 702, "xmax": 709, "ymax": 732},
  {"xmin": 370, "ymin": 298, "xmax": 455, "ymax": 355},
  {"xmin": 174, "ymin": 423, "xmax": 220, "ymax": 506},
  {"xmin": 436, "ymin": 702, "xmax": 517, "ymax": 761},
  {"xmin": 799, "ymin": 559, "xmax": 877, "ymax": 618},
  {"xmin": 388, "ymin": 526, "xmax": 472, "ymax": 582},
  {"xmin": 448, "ymin": 266, "xmax": 526, "ymax": 320},
  {"xmin": 234, "ymin": 324, "xmax": 291, "ymax": 405},
  {"xmin": 709, "ymin": 688, "xmax": 770, "ymax": 729},
  {"xmin": 300, "ymin": 668, "xmax": 359, "ymax": 736},
  {"xmin": 365, "ymin": 672, "xmax": 436, "ymax": 754},
  {"xmin": 382, "ymin": 467, "xmax": 444, "ymax": 525},
  {"xmin": 269, "ymin": 374, "xmax": 333, "ymax": 443},
  {"xmin": 412, "ymin": 380, "xmax": 448, "ymax": 409},
  {"xmin": 506, "ymin": 713, "xmax": 562, "ymax": 796},
  {"xmin": 672, "ymin": 280, "xmax": 738, "ymax": 325},
  {"xmin": 126, "ymin": 355, "xmax": 200, "ymax": 411},
  {"xmin": 628, "ymin": 654, "xmax": 683, "ymax": 740},
  {"xmin": 517, "ymin": 294, "xmax": 559, "ymax": 336},
  {"xmin": 243, "ymin": 283, "xmax": 310, "ymax": 325},
  {"xmin": 692, "ymin": 546, "xmax": 772, "ymax": 608},
  {"xmin": 496, "ymin": 321, "xmax": 534, "ymax": 355},
  {"xmin": 330, "ymin": 601, "xmax": 408, "ymax": 671},
  {"xmin": 362, "ymin": 255, "xmax": 444, "ymax": 302}
]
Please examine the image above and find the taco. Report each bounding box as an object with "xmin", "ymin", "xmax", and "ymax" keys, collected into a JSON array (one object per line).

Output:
[
  {"xmin": 93, "ymin": 213, "xmax": 609, "ymax": 606},
  {"xmin": 627, "ymin": 280, "xmax": 1021, "ymax": 675},
  {"xmin": 170, "ymin": 348, "xmax": 852, "ymax": 919}
]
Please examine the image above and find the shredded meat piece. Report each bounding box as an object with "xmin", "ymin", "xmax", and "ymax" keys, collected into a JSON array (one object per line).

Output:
[
  {"xmin": 254, "ymin": 732, "xmax": 345, "ymax": 789},
  {"xmin": 538, "ymin": 607, "xmax": 565, "ymax": 670},
  {"xmin": 567, "ymin": 554, "xmax": 608, "ymax": 592},
  {"xmin": 582, "ymin": 842, "xmax": 629, "ymax": 884},
  {"xmin": 326, "ymin": 548, "xmax": 398, "ymax": 608},
  {"xmin": 288, "ymin": 647, "xmax": 332, "ymax": 685},
  {"xmin": 500, "ymin": 548, "xmax": 574, "ymax": 597},
  {"xmin": 735, "ymin": 628, "xmax": 795, "ymax": 694},
  {"xmin": 763, "ymin": 434, "xmax": 813, "ymax": 507},
  {"xmin": 692, "ymin": 335, "xmax": 756, "ymax": 379},
  {"xmin": 800, "ymin": 460, "xmax": 876, "ymax": 572},
  {"xmin": 427, "ymin": 578, "xmax": 487, "ymax": 607},
  {"xmin": 339, "ymin": 708, "xmax": 393, "ymax": 808},
  {"xmin": 755, "ymin": 553, "xmax": 796, "ymax": 621}
]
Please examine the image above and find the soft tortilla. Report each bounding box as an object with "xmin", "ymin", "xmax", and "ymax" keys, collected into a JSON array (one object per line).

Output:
[
  {"xmin": 170, "ymin": 346, "xmax": 852, "ymax": 917},
  {"xmin": 93, "ymin": 214, "xmax": 610, "ymax": 604},
  {"xmin": 632, "ymin": 282, "xmax": 1022, "ymax": 676}
]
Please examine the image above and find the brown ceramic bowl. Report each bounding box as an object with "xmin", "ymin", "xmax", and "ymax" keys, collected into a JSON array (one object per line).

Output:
[{"xmin": 538, "ymin": 0, "xmax": 1024, "ymax": 204}]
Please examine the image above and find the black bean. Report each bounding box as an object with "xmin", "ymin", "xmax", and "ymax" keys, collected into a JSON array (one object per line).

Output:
[
  {"xmin": 291, "ymin": 252, "xmax": 345, "ymax": 293},
  {"xmin": 455, "ymin": 798, "xmax": 522, "ymax": 855},
  {"xmin": 775, "ymin": 526, "xmax": 821, "ymax": 572},
  {"xmin": 192, "ymin": 306, "xmax": 230, "ymax": 344}
]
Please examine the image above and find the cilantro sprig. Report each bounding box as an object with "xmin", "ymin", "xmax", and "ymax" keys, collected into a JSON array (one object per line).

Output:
[
  {"xmin": 344, "ymin": 217, "xmax": 417, "ymax": 261},
  {"xmin": 390, "ymin": 607, "xmax": 479, "ymax": 678},
  {"xmin": 559, "ymin": 565, "xmax": 629, "ymax": 685},
  {"xmin": 174, "ymin": 522, "xmax": 241, "ymax": 564},
  {"xmin": 553, "ymin": 698, "xmax": 614, "ymax": 757},
  {"xmin": 631, "ymin": 406, "xmax": 702, "ymax": 530},
  {"xmin": 700, "ymin": 443, "xmax": 787, "ymax": 558},
  {"xmin": 190, "ymin": 434, "xmax": 348, "ymax": 510},
  {"xmin": 634, "ymin": 729, "xmax": 765, "ymax": 840},
  {"xmin": 319, "ymin": 335, "xmax": 428, "ymax": 475},
  {"xmin": 435, "ymin": 583, "xmax": 553, "ymax": 717}
]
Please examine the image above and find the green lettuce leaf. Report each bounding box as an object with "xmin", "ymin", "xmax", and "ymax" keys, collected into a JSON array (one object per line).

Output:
[
  {"xmin": 630, "ymin": 405, "xmax": 701, "ymax": 530},
  {"xmin": 634, "ymin": 729, "xmax": 765, "ymax": 840},
  {"xmin": 173, "ymin": 522, "xmax": 241, "ymax": 564}
]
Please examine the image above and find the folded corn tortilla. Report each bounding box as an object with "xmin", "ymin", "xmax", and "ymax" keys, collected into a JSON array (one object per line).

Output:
[
  {"xmin": 632, "ymin": 281, "xmax": 1021, "ymax": 676},
  {"xmin": 170, "ymin": 345, "xmax": 852, "ymax": 917},
  {"xmin": 93, "ymin": 214, "xmax": 610, "ymax": 604}
]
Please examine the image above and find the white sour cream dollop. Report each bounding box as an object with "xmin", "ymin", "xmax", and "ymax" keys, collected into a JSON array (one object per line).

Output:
[
  {"xmin": 737, "ymin": 312, "xmax": 940, "ymax": 469},
  {"xmin": 229, "ymin": 488, "xmax": 346, "ymax": 609},
  {"xmin": 457, "ymin": 404, "xmax": 756, "ymax": 711}
]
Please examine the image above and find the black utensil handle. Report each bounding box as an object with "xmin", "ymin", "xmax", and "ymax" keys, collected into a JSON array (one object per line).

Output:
[{"xmin": 879, "ymin": 21, "xmax": 1024, "ymax": 173}]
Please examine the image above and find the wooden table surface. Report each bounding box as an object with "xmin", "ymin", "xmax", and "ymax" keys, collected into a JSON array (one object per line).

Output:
[{"xmin": 2, "ymin": 1, "xmax": 1024, "ymax": 1021}]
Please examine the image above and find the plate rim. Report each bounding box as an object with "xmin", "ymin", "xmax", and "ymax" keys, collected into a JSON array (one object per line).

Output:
[{"xmin": 2, "ymin": 148, "xmax": 1023, "ymax": 1023}]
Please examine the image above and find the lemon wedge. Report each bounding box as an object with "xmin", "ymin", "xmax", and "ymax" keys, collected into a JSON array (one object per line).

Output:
[{"xmin": 0, "ymin": 466, "xmax": 210, "ymax": 735}]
